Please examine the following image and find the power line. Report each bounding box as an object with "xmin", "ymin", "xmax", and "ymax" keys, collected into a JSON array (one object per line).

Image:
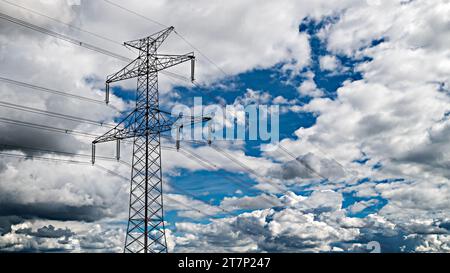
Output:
[
  {"xmin": 25, "ymin": 2, "xmax": 334, "ymax": 189},
  {"xmin": 0, "ymin": 11, "xmax": 194, "ymax": 88},
  {"xmin": 0, "ymin": 2, "xmax": 342, "ymax": 185},
  {"xmin": 94, "ymin": 163, "xmax": 227, "ymax": 218},
  {"xmin": 0, "ymin": 116, "xmax": 98, "ymax": 138},
  {"xmin": 102, "ymin": 0, "xmax": 168, "ymax": 29},
  {"xmin": 0, "ymin": 76, "xmax": 123, "ymax": 113},
  {"xmin": 0, "ymin": 0, "xmax": 123, "ymax": 47},
  {"xmin": 0, "ymin": 11, "xmax": 130, "ymax": 62},
  {"xmin": 98, "ymin": 0, "xmax": 351, "ymax": 180},
  {"xmin": 0, "ymin": 149, "xmax": 221, "ymax": 220},
  {"xmin": 176, "ymin": 139, "xmax": 330, "ymax": 207},
  {"xmin": 0, "ymin": 143, "xmax": 272, "ymax": 221},
  {"xmin": 0, "ymin": 137, "xmax": 266, "ymax": 207},
  {"xmin": 0, "ymin": 142, "xmax": 121, "ymax": 163},
  {"xmin": 100, "ymin": 0, "xmax": 231, "ymax": 78},
  {"xmin": 174, "ymin": 32, "xmax": 231, "ymax": 78},
  {"xmin": 0, "ymin": 144, "xmax": 283, "ymax": 238},
  {"xmin": 174, "ymin": 146, "xmax": 280, "ymax": 206},
  {"xmin": 2, "ymin": 1, "xmax": 349, "ymax": 237},
  {"xmin": 93, "ymin": 1, "xmax": 349, "ymax": 180},
  {"xmin": 0, "ymin": 151, "xmax": 219, "ymax": 221},
  {"xmin": 0, "ymin": 4, "xmax": 344, "ymax": 253},
  {"xmin": 209, "ymin": 144, "xmax": 287, "ymax": 193},
  {"xmin": 96, "ymin": 160, "xmax": 271, "ymax": 224},
  {"xmin": 0, "ymin": 150, "xmax": 257, "ymax": 237},
  {"xmin": 0, "ymin": 100, "xmax": 117, "ymax": 128},
  {"xmin": 96, "ymin": 161, "xmax": 286, "ymax": 246},
  {"xmin": 0, "ymin": 117, "xmax": 141, "ymax": 149},
  {"xmin": 277, "ymin": 145, "xmax": 328, "ymax": 180},
  {"xmin": 166, "ymin": 138, "xmax": 287, "ymax": 206},
  {"xmin": 0, "ymin": 151, "xmax": 91, "ymax": 165}
]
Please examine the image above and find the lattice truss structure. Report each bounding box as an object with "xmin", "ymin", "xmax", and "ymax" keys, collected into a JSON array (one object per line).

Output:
[{"xmin": 92, "ymin": 26, "xmax": 208, "ymax": 253}]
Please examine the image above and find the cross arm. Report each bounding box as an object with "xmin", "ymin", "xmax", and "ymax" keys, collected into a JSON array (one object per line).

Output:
[
  {"xmin": 104, "ymin": 57, "xmax": 144, "ymax": 104},
  {"xmin": 91, "ymin": 108, "xmax": 177, "ymax": 164},
  {"xmin": 153, "ymin": 53, "xmax": 195, "ymax": 81}
]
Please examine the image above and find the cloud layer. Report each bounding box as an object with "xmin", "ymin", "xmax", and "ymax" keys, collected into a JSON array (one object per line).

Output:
[{"xmin": 0, "ymin": 0, "xmax": 449, "ymax": 253}]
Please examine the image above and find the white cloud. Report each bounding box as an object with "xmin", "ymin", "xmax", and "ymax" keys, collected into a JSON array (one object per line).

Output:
[
  {"xmin": 171, "ymin": 191, "xmax": 405, "ymax": 252},
  {"xmin": 319, "ymin": 55, "xmax": 341, "ymax": 72},
  {"xmin": 0, "ymin": 0, "xmax": 449, "ymax": 253},
  {"xmin": 347, "ymin": 199, "xmax": 379, "ymax": 214},
  {"xmin": 275, "ymin": 0, "xmax": 450, "ymax": 253},
  {"xmin": 220, "ymin": 194, "xmax": 281, "ymax": 211}
]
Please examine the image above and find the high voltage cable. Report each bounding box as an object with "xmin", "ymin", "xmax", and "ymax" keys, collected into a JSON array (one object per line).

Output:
[
  {"xmin": 94, "ymin": 163, "xmax": 229, "ymax": 219},
  {"xmin": 0, "ymin": 4, "xmax": 216, "ymax": 111},
  {"xmin": 0, "ymin": 117, "xmax": 140, "ymax": 147},
  {"xmin": 1, "ymin": 135, "xmax": 281, "ymax": 215},
  {"xmin": 98, "ymin": 0, "xmax": 349, "ymax": 179},
  {"xmin": 0, "ymin": 147, "xmax": 271, "ymax": 221},
  {"xmin": 0, "ymin": 76, "xmax": 123, "ymax": 113},
  {"xmin": 0, "ymin": 1, "xmax": 193, "ymax": 84},
  {"xmin": 94, "ymin": 162, "xmax": 286, "ymax": 243},
  {"xmin": 0, "ymin": 77, "xmax": 177, "ymax": 126},
  {"xmin": 209, "ymin": 144, "xmax": 288, "ymax": 193},
  {"xmin": 95, "ymin": 162, "xmax": 275, "ymax": 225},
  {"xmin": 0, "ymin": 142, "xmax": 121, "ymax": 163},
  {"xmin": 0, "ymin": 11, "xmax": 130, "ymax": 62},
  {"xmin": 174, "ymin": 146, "xmax": 281, "ymax": 207},
  {"xmin": 0, "ymin": 1, "xmax": 346, "ymax": 248},
  {"xmin": 0, "ymin": 120, "xmax": 279, "ymax": 206},
  {"xmin": 0, "ymin": 151, "xmax": 223, "ymax": 220},
  {"xmin": 0, "ymin": 2, "xmax": 342, "ymax": 180},
  {"xmin": 1, "ymin": 138, "xmax": 272, "ymax": 209},
  {"xmin": 102, "ymin": 0, "xmax": 168, "ymax": 28},
  {"xmin": 0, "ymin": 151, "xmax": 91, "ymax": 165},
  {"xmin": 0, "ymin": 116, "xmax": 98, "ymax": 138},
  {"xmin": 0, "ymin": 144, "xmax": 282, "ymax": 227},
  {"xmin": 277, "ymin": 145, "xmax": 328, "ymax": 180},
  {"xmin": 101, "ymin": 0, "xmax": 231, "ymax": 78},
  {"xmin": 0, "ymin": 11, "xmax": 194, "ymax": 86},
  {"xmin": 0, "ymin": 114, "xmax": 283, "ymax": 205},
  {"xmin": 0, "ymin": 0, "xmax": 122, "ymax": 47},
  {"xmin": 0, "ymin": 2, "xmax": 338, "ymax": 199},
  {"xmin": 179, "ymin": 139, "xmax": 323, "ymax": 204},
  {"xmin": 0, "ymin": 100, "xmax": 117, "ymax": 128},
  {"xmin": 167, "ymin": 138, "xmax": 287, "ymax": 205}
]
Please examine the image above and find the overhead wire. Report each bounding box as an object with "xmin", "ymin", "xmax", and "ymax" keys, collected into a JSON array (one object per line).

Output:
[
  {"xmin": 0, "ymin": 76, "xmax": 123, "ymax": 113},
  {"xmin": 0, "ymin": 116, "xmax": 99, "ymax": 138},
  {"xmin": 0, "ymin": 2, "xmax": 346, "ymax": 216},
  {"xmin": 0, "ymin": 0, "xmax": 123, "ymax": 47},
  {"xmin": 0, "ymin": 10, "xmax": 194, "ymax": 86},
  {"xmin": 0, "ymin": 100, "xmax": 117, "ymax": 128},
  {"xmin": 96, "ymin": 0, "xmax": 335, "ymax": 181}
]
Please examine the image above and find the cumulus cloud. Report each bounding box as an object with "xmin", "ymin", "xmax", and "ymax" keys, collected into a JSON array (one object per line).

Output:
[
  {"xmin": 171, "ymin": 191, "xmax": 404, "ymax": 252},
  {"xmin": 319, "ymin": 55, "xmax": 341, "ymax": 72},
  {"xmin": 273, "ymin": 0, "xmax": 450, "ymax": 253},
  {"xmin": 0, "ymin": 220, "xmax": 124, "ymax": 252},
  {"xmin": 0, "ymin": 0, "xmax": 449, "ymax": 253}
]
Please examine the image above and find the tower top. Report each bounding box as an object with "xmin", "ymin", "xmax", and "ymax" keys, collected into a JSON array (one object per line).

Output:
[{"xmin": 124, "ymin": 26, "xmax": 175, "ymax": 52}]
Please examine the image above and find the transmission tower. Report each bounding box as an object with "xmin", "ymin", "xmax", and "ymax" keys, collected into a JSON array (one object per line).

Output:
[{"xmin": 91, "ymin": 26, "xmax": 208, "ymax": 253}]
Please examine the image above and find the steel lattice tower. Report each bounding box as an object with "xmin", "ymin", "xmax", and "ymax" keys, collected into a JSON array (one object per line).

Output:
[{"xmin": 91, "ymin": 26, "xmax": 202, "ymax": 253}]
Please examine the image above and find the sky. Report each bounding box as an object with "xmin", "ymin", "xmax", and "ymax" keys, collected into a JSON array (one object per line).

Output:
[{"xmin": 0, "ymin": 0, "xmax": 449, "ymax": 252}]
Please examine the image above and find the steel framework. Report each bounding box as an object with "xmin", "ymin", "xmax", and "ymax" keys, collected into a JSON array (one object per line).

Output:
[{"xmin": 92, "ymin": 26, "xmax": 205, "ymax": 253}]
